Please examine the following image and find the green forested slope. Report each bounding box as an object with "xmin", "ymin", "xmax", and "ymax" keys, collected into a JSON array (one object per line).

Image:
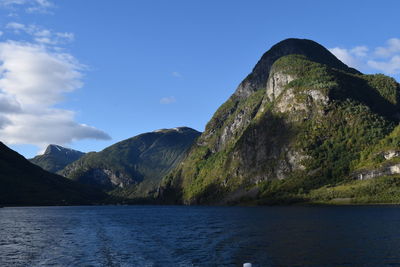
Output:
[
  {"xmin": 60, "ymin": 127, "xmax": 200, "ymax": 200},
  {"xmin": 159, "ymin": 39, "xmax": 400, "ymax": 205}
]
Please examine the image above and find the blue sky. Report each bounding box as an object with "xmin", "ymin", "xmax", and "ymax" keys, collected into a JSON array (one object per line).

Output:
[{"xmin": 0, "ymin": 0, "xmax": 399, "ymax": 158}]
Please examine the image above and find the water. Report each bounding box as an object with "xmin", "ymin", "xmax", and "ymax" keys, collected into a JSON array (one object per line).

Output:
[{"xmin": 1, "ymin": 205, "xmax": 400, "ymax": 266}]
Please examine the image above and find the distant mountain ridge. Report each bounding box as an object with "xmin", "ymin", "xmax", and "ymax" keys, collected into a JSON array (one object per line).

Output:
[
  {"xmin": 30, "ymin": 144, "xmax": 85, "ymax": 173},
  {"xmin": 60, "ymin": 127, "xmax": 201, "ymax": 200}
]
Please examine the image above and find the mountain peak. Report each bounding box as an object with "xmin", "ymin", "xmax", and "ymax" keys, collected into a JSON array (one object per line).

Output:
[
  {"xmin": 152, "ymin": 126, "xmax": 198, "ymax": 134},
  {"xmin": 30, "ymin": 145, "xmax": 85, "ymax": 173},
  {"xmin": 44, "ymin": 144, "xmax": 81, "ymax": 155},
  {"xmin": 235, "ymin": 38, "xmax": 359, "ymax": 98}
]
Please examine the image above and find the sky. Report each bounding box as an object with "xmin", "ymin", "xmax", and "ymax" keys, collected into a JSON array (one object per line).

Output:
[{"xmin": 0, "ymin": 0, "xmax": 399, "ymax": 158}]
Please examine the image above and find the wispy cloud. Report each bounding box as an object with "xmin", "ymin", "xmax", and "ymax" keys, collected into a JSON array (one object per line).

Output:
[
  {"xmin": 0, "ymin": 0, "xmax": 54, "ymax": 14},
  {"xmin": 6, "ymin": 22, "xmax": 74, "ymax": 44},
  {"xmin": 329, "ymin": 47, "xmax": 366, "ymax": 70},
  {"xmin": 160, "ymin": 96, "xmax": 176, "ymax": 104},
  {"xmin": 350, "ymin": 46, "xmax": 368, "ymax": 57},
  {"xmin": 374, "ymin": 38, "xmax": 400, "ymax": 58},
  {"xmin": 0, "ymin": 41, "xmax": 111, "ymax": 149},
  {"xmin": 172, "ymin": 71, "xmax": 182, "ymax": 78},
  {"xmin": 368, "ymin": 56, "xmax": 400, "ymax": 75},
  {"xmin": 329, "ymin": 38, "xmax": 400, "ymax": 77},
  {"xmin": 0, "ymin": 0, "xmax": 27, "ymax": 5},
  {"xmin": 26, "ymin": 0, "xmax": 53, "ymax": 13}
]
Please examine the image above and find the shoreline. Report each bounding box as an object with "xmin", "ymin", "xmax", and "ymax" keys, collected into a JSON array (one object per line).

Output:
[{"xmin": 3, "ymin": 201, "xmax": 400, "ymax": 208}]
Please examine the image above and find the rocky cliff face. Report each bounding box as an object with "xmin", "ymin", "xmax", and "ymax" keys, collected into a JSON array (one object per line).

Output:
[
  {"xmin": 356, "ymin": 164, "xmax": 400, "ymax": 180},
  {"xmin": 60, "ymin": 127, "xmax": 201, "ymax": 199},
  {"xmin": 62, "ymin": 166, "xmax": 133, "ymax": 189},
  {"xmin": 234, "ymin": 38, "xmax": 359, "ymax": 98},
  {"xmin": 160, "ymin": 38, "xmax": 399, "ymax": 205},
  {"xmin": 352, "ymin": 125, "xmax": 400, "ymax": 180}
]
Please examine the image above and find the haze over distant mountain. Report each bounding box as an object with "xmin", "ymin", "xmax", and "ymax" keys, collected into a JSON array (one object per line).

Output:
[
  {"xmin": 0, "ymin": 142, "xmax": 106, "ymax": 206},
  {"xmin": 60, "ymin": 127, "xmax": 201, "ymax": 200},
  {"xmin": 30, "ymin": 144, "xmax": 85, "ymax": 173},
  {"xmin": 159, "ymin": 38, "xmax": 400, "ymax": 205}
]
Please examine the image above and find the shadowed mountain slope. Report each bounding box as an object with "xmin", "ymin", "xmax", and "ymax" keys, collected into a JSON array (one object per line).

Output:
[{"xmin": 0, "ymin": 142, "xmax": 106, "ymax": 206}]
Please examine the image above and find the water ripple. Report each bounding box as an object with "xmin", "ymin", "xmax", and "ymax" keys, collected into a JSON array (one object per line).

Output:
[{"xmin": 1, "ymin": 205, "xmax": 400, "ymax": 266}]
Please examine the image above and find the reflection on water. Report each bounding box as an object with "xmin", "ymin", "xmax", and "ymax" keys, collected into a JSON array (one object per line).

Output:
[{"xmin": 1, "ymin": 205, "xmax": 400, "ymax": 266}]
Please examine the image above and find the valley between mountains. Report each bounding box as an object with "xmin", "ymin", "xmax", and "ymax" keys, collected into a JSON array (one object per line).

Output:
[{"xmin": 2, "ymin": 38, "xmax": 400, "ymax": 206}]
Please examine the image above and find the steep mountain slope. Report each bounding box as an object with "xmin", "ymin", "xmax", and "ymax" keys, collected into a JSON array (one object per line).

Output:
[
  {"xmin": 60, "ymin": 127, "xmax": 201, "ymax": 199},
  {"xmin": 0, "ymin": 142, "xmax": 106, "ymax": 206},
  {"xmin": 353, "ymin": 125, "xmax": 400, "ymax": 180},
  {"xmin": 306, "ymin": 125, "xmax": 400, "ymax": 204},
  {"xmin": 30, "ymin": 144, "xmax": 85, "ymax": 173},
  {"xmin": 234, "ymin": 38, "xmax": 360, "ymax": 98},
  {"xmin": 159, "ymin": 38, "xmax": 400, "ymax": 205}
]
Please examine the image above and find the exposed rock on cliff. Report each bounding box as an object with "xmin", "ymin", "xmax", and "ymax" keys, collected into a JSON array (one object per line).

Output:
[
  {"xmin": 353, "ymin": 125, "xmax": 400, "ymax": 180},
  {"xmin": 234, "ymin": 38, "xmax": 359, "ymax": 98},
  {"xmin": 159, "ymin": 38, "xmax": 399, "ymax": 205}
]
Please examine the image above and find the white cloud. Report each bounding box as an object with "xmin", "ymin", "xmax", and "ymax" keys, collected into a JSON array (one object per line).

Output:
[
  {"xmin": 0, "ymin": 0, "xmax": 109, "ymax": 152},
  {"xmin": 0, "ymin": 115, "xmax": 11, "ymax": 129},
  {"xmin": 0, "ymin": 0, "xmax": 26, "ymax": 5},
  {"xmin": 56, "ymin": 32, "xmax": 74, "ymax": 42},
  {"xmin": 330, "ymin": 39, "xmax": 400, "ymax": 77},
  {"xmin": 328, "ymin": 46, "xmax": 369, "ymax": 69},
  {"xmin": 6, "ymin": 22, "xmax": 74, "ymax": 45},
  {"xmin": 0, "ymin": 0, "xmax": 54, "ymax": 13},
  {"xmin": 172, "ymin": 71, "xmax": 182, "ymax": 78},
  {"xmin": 160, "ymin": 96, "xmax": 176, "ymax": 104},
  {"xmin": 6, "ymin": 22, "xmax": 25, "ymax": 31},
  {"xmin": 7, "ymin": 12, "xmax": 18, "ymax": 17},
  {"xmin": 0, "ymin": 94, "xmax": 22, "ymax": 113},
  {"xmin": 36, "ymin": 0, "xmax": 51, "ymax": 6},
  {"xmin": 2, "ymin": 112, "xmax": 110, "ymax": 148},
  {"xmin": 350, "ymin": 46, "xmax": 368, "ymax": 57},
  {"xmin": 0, "ymin": 41, "xmax": 110, "ymax": 150},
  {"xmin": 34, "ymin": 29, "xmax": 51, "ymax": 37},
  {"xmin": 329, "ymin": 47, "xmax": 361, "ymax": 69},
  {"xmin": 368, "ymin": 56, "xmax": 400, "ymax": 75},
  {"xmin": 374, "ymin": 38, "xmax": 400, "ymax": 58}
]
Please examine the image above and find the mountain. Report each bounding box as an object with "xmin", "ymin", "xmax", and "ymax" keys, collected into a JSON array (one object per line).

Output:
[
  {"xmin": 306, "ymin": 125, "xmax": 400, "ymax": 204},
  {"xmin": 0, "ymin": 142, "xmax": 106, "ymax": 206},
  {"xmin": 234, "ymin": 38, "xmax": 360, "ymax": 98},
  {"xmin": 30, "ymin": 144, "xmax": 85, "ymax": 173},
  {"xmin": 60, "ymin": 127, "xmax": 201, "ymax": 200},
  {"xmin": 159, "ymin": 38, "xmax": 400, "ymax": 205}
]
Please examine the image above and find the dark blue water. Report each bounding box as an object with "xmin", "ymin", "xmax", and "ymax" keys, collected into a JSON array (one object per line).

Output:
[{"xmin": 1, "ymin": 205, "xmax": 400, "ymax": 266}]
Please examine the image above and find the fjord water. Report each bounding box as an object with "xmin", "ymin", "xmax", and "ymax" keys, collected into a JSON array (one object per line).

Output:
[{"xmin": 1, "ymin": 206, "xmax": 399, "ymax": 266}]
